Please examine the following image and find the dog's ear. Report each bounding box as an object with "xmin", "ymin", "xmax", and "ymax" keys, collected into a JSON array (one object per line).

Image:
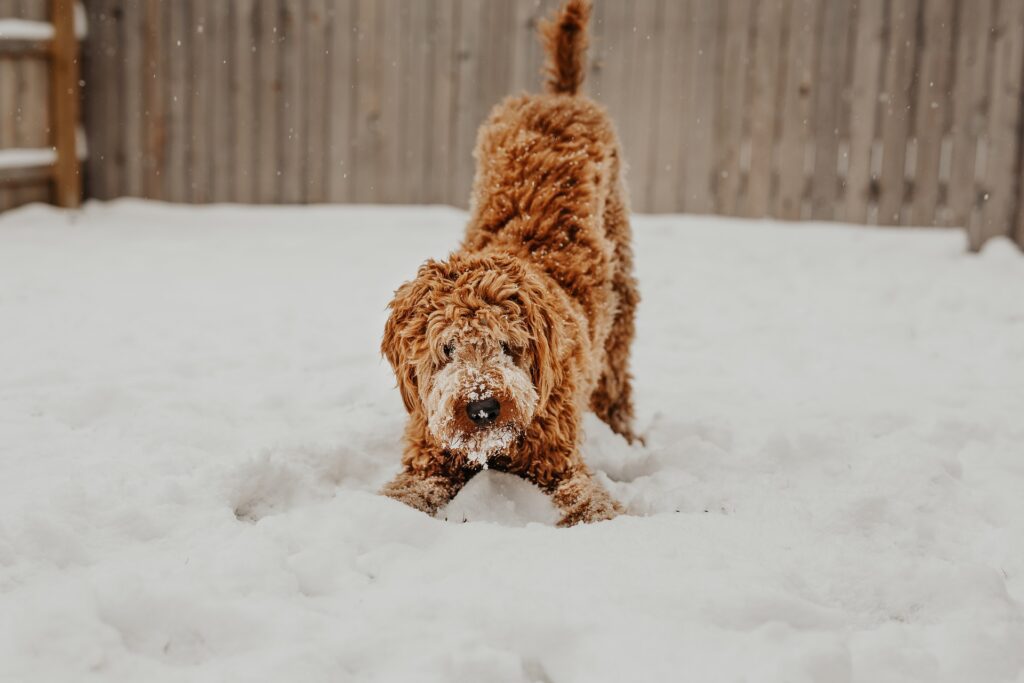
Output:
[
  {"xmin": 517, "ymin": 273, "xmax": 571, "ymax": 409},
  {"xmin": 382, "ymin": 266, "xmax": 438, "ymax": 413}
]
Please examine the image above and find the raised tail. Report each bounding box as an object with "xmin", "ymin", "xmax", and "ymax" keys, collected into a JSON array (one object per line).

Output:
[{"xmin": 539, "ymin": 0, "xmax": 592, "ymax": 95}]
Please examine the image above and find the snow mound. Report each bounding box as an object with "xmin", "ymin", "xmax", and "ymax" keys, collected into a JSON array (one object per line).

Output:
[{"xmin": 1, "ymin": 200, "xmax": 1022, "ymax": 682}]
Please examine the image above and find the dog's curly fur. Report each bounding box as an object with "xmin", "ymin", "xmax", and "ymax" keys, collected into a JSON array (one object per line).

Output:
[{"xmin": 381, "ymin": 0, "xmax": 639, "ymax": 526}]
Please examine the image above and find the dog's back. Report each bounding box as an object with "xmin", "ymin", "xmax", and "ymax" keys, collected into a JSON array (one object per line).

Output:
[{"xmin": 462, "ymin": 0, "xmax": 632, "ymax": 335}]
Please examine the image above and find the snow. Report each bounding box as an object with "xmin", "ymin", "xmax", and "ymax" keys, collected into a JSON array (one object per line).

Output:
[
  {"xmin": 0, "ymin": 18, "xmax": 52, "ymax": 41},
  {"xmin": 1, "ymin": 199, "xmax": 1023, "ymax": 682},
  {"xmin": 0, "ymin": 3, "xmax": 88, "ymax": 41},
  {"xmin": 0, "ymin": 148, "xmax": 56, "ymax": 170}
]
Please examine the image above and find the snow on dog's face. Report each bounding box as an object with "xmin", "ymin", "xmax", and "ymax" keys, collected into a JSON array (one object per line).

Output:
[{"xmin": 382, "ymin": 253, "xmax": 567, "ymax": 464}]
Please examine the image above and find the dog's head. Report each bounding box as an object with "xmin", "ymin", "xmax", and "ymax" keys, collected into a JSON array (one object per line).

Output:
[{"xmin": 382, "ymin": 253, "xmax": 568, "ymax": 464}]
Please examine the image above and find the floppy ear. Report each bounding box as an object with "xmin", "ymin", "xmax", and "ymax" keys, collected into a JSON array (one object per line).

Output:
[
  {"xmin": 381, "ymin": 274, "xmax": 433, "ymax": 414},
  {"xmin": 518, "ymin": 274, "xmax": 570, "ymax": 409}
]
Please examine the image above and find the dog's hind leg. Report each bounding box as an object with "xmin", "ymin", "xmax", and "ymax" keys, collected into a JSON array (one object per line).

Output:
[{"xmin": 590, "ymin": 186, "xmax": 642, "ymax": 444}]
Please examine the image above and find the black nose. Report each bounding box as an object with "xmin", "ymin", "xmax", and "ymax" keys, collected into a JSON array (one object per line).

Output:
[{"xmin": 466, "ymin": 397, "xmax": 500, "ymax": 426}]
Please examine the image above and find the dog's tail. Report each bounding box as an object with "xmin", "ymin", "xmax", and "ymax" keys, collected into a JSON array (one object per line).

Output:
[{"xmin": 539, "ymin": 0, "xmax": 592, "ymax": 96}]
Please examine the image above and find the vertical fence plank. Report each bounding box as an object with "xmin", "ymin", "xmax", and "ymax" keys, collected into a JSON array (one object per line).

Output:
[
  {"xmin": 206, "ymin": 0, "xmax": 231, "ymax": 202},
  {"xmin": 232, "ymin": 0, "xmax": 256, "ymax": 203},
  {"xmin": 422, "ymin": 0, "xmax": 457, "ymax": 204},
  {"xmin": 279, "ymin": 0, "xmax": 304, "ymax": 203},
  {"xmin": 255, "ymin": 0, "xmax": 280, "ymax": 203},
  {"xmin": 809, "ymin": 0, "xmax": 851, "ymax": 220},
  {"xmin": 623, "ymin": 0, "xmax": 663, "ymax": 210},
  {"xmin": 187, "ymin": 0, "xmax": 209, "ymax": 202},
  {"xmin": 374, "ymin": 0, "xmax": 401, "ymax": 203},
  {"xmin": 51, "ymin": 0, "xmax": 81, "ymax": 207},
  {"xmin": 0, "ymin": 0, "xmax": 19, "ymax": 210},
  {"xmin": 975, "ymin": 0, "xmax": 1024, "ymax": 249},
  {"xmin": 401, "ymin": 0, "xmax": 432, "ymax": 203},
  {"xmin": 910, "ymin": 0, "xmax": 954, "ymax": 226},
  {"xmin": 948, "ymin": 0, "xmax": 992, "ymax": 232},
  {"xmin": 744, "ymin": 0, "xmax": 784, "ymax": 217},
  {"xmin": 304, "ymin": 0, "xmax": 328, "ymax": 203},
  {"xmin": 682, "ymin": 0, "xmax": 718, "ymax": 214},
  {"xmin": 876, "ymin": 0, "xmax": 918, "ymax": 225},
  {"xmin": 775, "ymin": 0, "xmax": 817, "ymax": 219},
  {"xmin": 841, "ymin": 0, "xmax": 885, "ymax": 224},
  {"xmin": 649, "ymin": 0, "xmax": 689, "ymax": 213},
  {"xmin": 96, "ymin": 0, "xmax": 124, "ymax": 200},
  {"xmin": 121, "ymin": 0, "xmax": 142, "ymax": 197},
  {"xmin": 450, "ymin": 0, "xmax": 480, "ymax": 207},
  {"xmin": 327, "ymin": 0, "xmax": 356, "ymax": 203},
  {"xmin": 162, "ymin": 0, "xmax": 188, "ymax": 202},
  {"xmin": 141, "ymin": 0, "xmax": 164, "ymax": 199},
  {"xmin": 352, "ymin": 0, "xmax": 379, "ymax": 202},
  {"xmin": 714, "ymin": 0, "xmax": 751, "ymax": 216}
]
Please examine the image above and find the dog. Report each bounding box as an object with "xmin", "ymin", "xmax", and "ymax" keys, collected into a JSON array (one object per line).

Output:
[{"xmin": 380, "ymin": 0, "xmax": 639, "ymax": 526}]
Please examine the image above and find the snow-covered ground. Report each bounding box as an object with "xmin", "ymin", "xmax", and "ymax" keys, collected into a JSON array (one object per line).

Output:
[{"xmin": 1, "ymin": 200, "xmax": 1022, "ymax": 682}]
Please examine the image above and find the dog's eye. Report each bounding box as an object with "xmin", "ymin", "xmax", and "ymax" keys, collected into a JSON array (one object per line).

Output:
[
  {"xmin": 501, "ymin": 342, "xmax": 519, "ymax": 361},
  {"xmin": 443, "ymin": 342, "xmax": 455, "ymax": 360}
]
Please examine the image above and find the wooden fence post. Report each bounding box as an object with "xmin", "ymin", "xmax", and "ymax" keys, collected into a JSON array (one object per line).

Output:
[{"xmin": 50, "ymin": 0, "xmax": 80, "ymax": 208}]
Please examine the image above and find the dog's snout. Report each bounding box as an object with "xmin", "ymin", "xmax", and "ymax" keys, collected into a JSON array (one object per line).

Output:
[{"xmin": 466, "ymin": 397, "xmax": 500, "ymax": 426}]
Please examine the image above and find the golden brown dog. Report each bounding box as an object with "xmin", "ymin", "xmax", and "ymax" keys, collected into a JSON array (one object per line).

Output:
[{"xmin": 380, "ymin": 0, "xmax": 639, "ymax": 526}]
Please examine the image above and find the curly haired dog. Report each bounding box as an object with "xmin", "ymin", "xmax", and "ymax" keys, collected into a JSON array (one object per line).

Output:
[{"xmin": 380, "ymin": 0, "xmax": 639, "ymax": 526}]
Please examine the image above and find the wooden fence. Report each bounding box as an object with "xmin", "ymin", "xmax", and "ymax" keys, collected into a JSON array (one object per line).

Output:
[
  {"xmin": 3, "ymin": 1, "xmax": 1024, "ymax": 250},
  {"xmin": 0, "ymin": 0, "xmax": 81, "ymax": 210}
]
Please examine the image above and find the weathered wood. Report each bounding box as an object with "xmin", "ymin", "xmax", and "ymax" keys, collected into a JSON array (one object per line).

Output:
[
  {"xmin": 162, "ymin": 0, "xmax": 188, "ymax": 202},
  {"xmin": 649, "ymin": 0, "xmax": 689, "ymax": 213},
  {"xmin": 714, "ymin": 0, "xmax": 751, "ymax": 216},
  {"xmin": 13, "ymin": 0, "xmax": 50, "ymax": 205},
  {"xmin": 744, "ymin": 0, "xmax": 784, "ymax": 218},
  {"xmin": 682, "ymin": 0, "xmax": 718, "ymax": 215},
  {"xmin": 374, "ymin": 0, "xmax": 401, "ymax": 204},
  {"xmin": 278, "ymin": 0, "xmax": 304, "ymax": 204},
  {"xmin": 206, "ymin": 0, "xmax": 231, "ymax": 202},
  {"xmin": 841, "ymin": 0, "xmax": 885, "ymax": 224},
  {"xmin": 449, "ymin": 0, "xmax": 481, "ymax": 208},
  {"xmin": 142, "ymin": 0, "xmax": 164, "ymax": 199},
  {"xmin": 0, "ymin": 163, "xmax": 53, "ymax": 185},
  {"xmin": 628, "ymin": 0, "xmax": 664, "ymax": 212},
  {"xmin": 948, "ymin": 0, "xmax": 992, "ymax": 232},
  {"xmin": 256, "ymin": 0, "xmax": 281, "ymax": 203},
  {"xmin": 0, "ymin": 0, "xmax": 20, "ymax": 210},
  {"xmin": 326, "ymin": 0, "xmax": 356, "ymax": 203},
  {"xmin": 50, "ymin": 0, "xmax": 79, "ymax": 207},
  {"xmin": 302, "ymin": 0, "xmax": 328, "ymax": 203},
  {"xmin": 121, "ymin": 0, "xmax": 143, "ymax": 197},
  {"xmin": 775, "ymin": 0, "xmax": 818, "ymax": 219},
  {"xmin": 38, "ymin": 0, "xmax": 1020, "ymax": 244},
  {"xmin": 423, "ymin": 0, "xmax": 458, "ymax": 204},
  {"xmin": 976, "ymin": 0, "xmax": 1024, "ymax": 250},
  {"xmin": 187, "ymin": 0, "xmax": 209, "ymax": 203},
  {"xmin": 398, "ymin": 0, "xmax": 429, "ymax": 202},
  {"xmin": 352, "ymin": 0, "xmax": 380, "ymax": 202},
  {"xmin": 809, "ymin": 0, "xmax": 851, "ymax": 220},
  {"xmin": 0, "ymin": 38, "xmax": 49, "ymax": 56},
  {"xmin": 910, "ymin": 0, "xmax": 954, "ymax": 227},
  {"xmin": 232, "ymin": 0, "xmax": 257, "ymax": 202},
  {"xmin": 876, "ymin": 0, "xmax": 919, "ymax": 226}
]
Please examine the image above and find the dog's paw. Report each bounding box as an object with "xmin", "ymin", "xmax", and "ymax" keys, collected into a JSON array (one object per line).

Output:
[
  {"xmin": 380, "ymin": 472, "xmax": 460, "ymax": 516},
  {"xmin": 552, "ymin": 472, "xmax": 624, "ymax": 527}
]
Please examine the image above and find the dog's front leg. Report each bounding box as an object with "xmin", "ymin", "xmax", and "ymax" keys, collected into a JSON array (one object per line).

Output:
[
  {"xmin": 549, "ymin": 468, "xmax": 623, "ymax": 527},
  {"xmin": 381, "ymin": 467, "xmax": 471, "ymax": 517}
]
